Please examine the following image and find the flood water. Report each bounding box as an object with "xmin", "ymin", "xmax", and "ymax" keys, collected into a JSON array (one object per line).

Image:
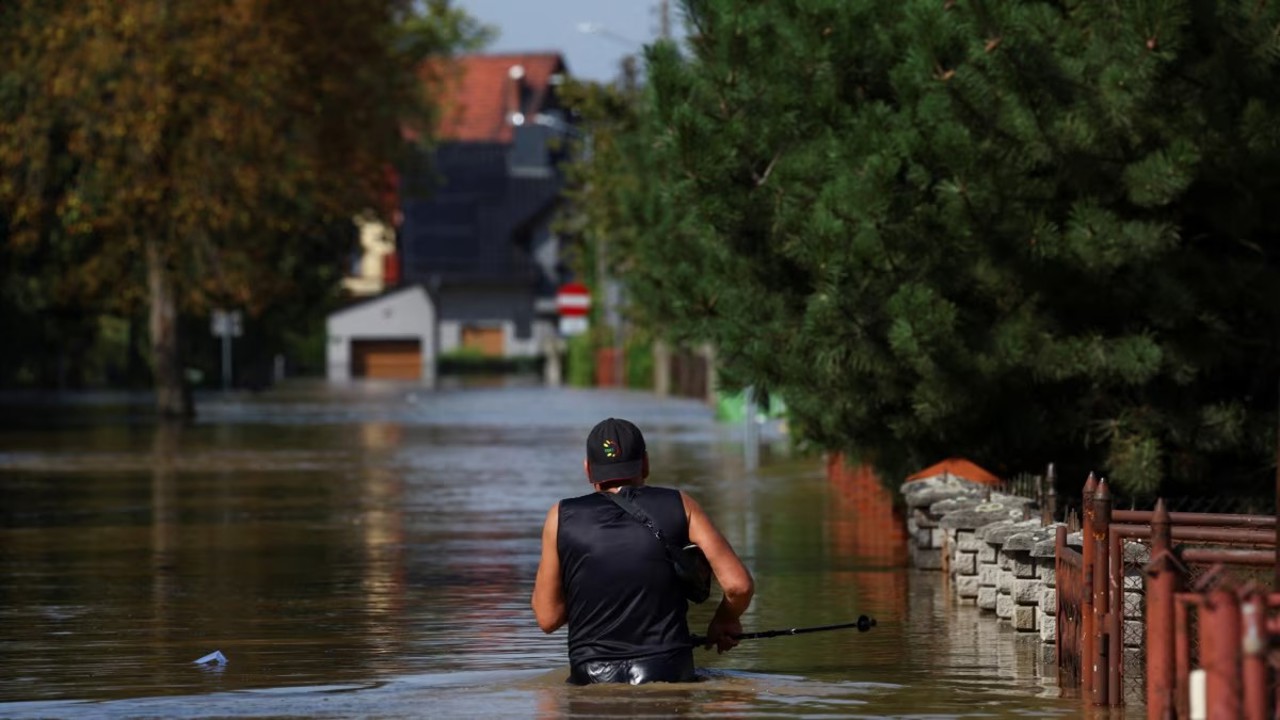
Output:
[{"xmin": 0, "ymin": 381, "xmax": 1085, "ymax": 718}]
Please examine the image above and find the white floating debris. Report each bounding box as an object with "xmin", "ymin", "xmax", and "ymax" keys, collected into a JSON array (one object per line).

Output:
[{"xmin": 193, "ymin": 650, "xmax": 227, "ymax": 666}]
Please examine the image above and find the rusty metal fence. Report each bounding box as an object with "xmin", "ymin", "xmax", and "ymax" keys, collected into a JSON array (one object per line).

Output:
[
  {"xmin": 1143, "ymin": 500, "xmax": 1277, "ymax": 719},
  {"xmin": 1052, "ymin": 475, "xmax": 1277, "ymax": 715},
  {"xmin": 1054, "ymin": 525, "xmax": 1083, "ymax": 689}
]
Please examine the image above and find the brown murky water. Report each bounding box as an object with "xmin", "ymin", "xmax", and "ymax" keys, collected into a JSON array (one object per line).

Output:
[{"xmin": 0, "ymin": 381, "xmax": 1085, "ymax": 718}]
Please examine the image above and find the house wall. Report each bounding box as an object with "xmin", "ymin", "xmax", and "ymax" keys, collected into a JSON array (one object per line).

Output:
[
  {"xmin": 436, "ymin": 285, "xmax": 552, "ymax": 358},
  {"xmin": 439, "ymin": 317, "xmax": 556, "ymax": 358},
  {"xmin": 326, "ymin": 286, "xmax": 437, "ymax": 385}
]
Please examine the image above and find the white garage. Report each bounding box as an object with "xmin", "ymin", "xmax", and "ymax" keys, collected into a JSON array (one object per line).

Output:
[{"xmin": 326, "ymin": 285, "xmax": 437, "ymax": 385}]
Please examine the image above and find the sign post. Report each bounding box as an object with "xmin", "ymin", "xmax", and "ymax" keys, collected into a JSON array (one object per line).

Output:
[
  {"xmin": 555, "ymin": 282, "xmax": 591, "ymax": 337},
  {"xmin": 210, "ymin": 309, "xmax": 243, "ymax": 391}
]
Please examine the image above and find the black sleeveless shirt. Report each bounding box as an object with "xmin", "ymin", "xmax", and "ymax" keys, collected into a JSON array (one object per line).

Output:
[{"xmin": 557, "ymin": 485, "xmax": 692, "ymax": 664}]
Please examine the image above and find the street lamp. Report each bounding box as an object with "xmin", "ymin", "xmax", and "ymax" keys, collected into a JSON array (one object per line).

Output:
[{"xmin": 576, "ymin": 22, "xmax": 642, "ymax": 50}]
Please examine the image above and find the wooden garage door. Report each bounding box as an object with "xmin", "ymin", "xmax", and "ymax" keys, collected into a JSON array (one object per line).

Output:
[
  {"xmin": 351, "ymin": 339, "xmax": 422, "ymax": 379},
  {"xmin": 461, "ymin": 326, "xmax": 504, "ymax": 357}
]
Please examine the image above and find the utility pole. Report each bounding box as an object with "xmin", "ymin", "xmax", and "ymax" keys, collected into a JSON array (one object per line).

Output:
[
  {"xmin": 576, "ymin": 15, "xmax": 657, "ymax": 389},
  {"xmin": 659, "ymin": 0, "xmax": 670, "ymax": 40},
  {"xmin": 578, "ymin": 127, "xmax": 615, "ymax": 388}
]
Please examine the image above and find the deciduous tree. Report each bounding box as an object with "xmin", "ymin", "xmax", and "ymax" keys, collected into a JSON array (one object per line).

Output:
[{"xmin": 0, "ymin": 0, "xmax": 486, "ymax": 415}]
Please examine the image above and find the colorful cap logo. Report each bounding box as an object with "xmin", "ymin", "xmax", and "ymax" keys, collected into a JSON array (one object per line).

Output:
[{"xmin": 586, "ymin": 418, "xmax": 646, "ymax": 483}]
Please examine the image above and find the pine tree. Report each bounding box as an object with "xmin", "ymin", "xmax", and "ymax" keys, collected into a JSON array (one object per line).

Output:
[{"xmin": 614, "ymin": 0, "xmax": 1280, "ymax": 496}]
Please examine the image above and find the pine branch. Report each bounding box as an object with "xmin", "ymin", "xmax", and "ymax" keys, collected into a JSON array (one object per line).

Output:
[{"xmin": 753, "ymin": 149, "xmax": 782, "ymax": 187}]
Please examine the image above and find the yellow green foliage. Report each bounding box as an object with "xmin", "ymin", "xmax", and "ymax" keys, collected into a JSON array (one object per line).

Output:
[{"xmin": 0, "ymin": 0, "xmax": 487, "ymax": 412}]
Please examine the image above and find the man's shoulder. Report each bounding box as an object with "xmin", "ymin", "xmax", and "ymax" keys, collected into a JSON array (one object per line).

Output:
[
  {"xmin": 558, "ymin": 486, "xmax": 682, "ymax": 509},
  {"xmin": 641, "ymin": 485, "xmax": 682, "ymax": 500},
  {"xmin": 559, "ymin": 491, "xmax": 603, "ymax": 509}
]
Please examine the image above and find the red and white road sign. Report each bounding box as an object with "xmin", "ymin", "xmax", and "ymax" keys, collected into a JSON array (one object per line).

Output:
[
  {"xmin": 556, "ymin": 282, "xmax": 591, "ymax": 336},
  {"xmin": 556, "ymin": 282, "xmax": 591, "ymax": 316}
]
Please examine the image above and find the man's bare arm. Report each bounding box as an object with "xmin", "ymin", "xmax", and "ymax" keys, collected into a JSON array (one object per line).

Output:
[
  {"xmin": 683, "ymin": 491, "xmax": 754, "ymax": 651},
  {"xmin": 531, "ymin": 503, "xmax": 567, "ymax": 633}
]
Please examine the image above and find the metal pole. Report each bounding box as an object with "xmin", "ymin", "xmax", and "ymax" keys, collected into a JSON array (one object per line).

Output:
[
  {"xmin": 593, "ymin": 233, "xmax": 609, "ymax": 388},
  {"xmin": 744, "ymin": 386, "xmax": 758, "ymax": 472},
  {"xmin": 542, "ymin": 334, "xmax": 562, "ymax": 388},
  {"xmin": 221, "ymin": 331, "xmax": 231, "ymax": 392},
  {"xmin": 582, "ymin": 132, "xmax": 620, "ymax": 390},
  {"xmin": 614, "ymin": 283, "xmax": 624, "ymax": 387}
]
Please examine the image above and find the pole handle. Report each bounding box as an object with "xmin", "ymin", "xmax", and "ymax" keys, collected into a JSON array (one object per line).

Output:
[{"xmin": 690, "ymin": 615, "xmax": 875, "ymax": 646}]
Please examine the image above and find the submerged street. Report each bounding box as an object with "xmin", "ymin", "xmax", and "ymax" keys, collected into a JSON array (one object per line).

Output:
[{"xmin": 0, "ymin": 382, "xmax": 1080, "ymax": 718}]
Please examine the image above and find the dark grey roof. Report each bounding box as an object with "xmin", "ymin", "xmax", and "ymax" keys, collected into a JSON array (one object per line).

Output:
[{"xmin": 399, "ymin": 137, "xmax": 564, "ymax": 288}]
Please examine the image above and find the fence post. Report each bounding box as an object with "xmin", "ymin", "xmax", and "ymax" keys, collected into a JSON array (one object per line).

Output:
[
  {"xmin": 1108, "ymin": 523, "xmax": 1123, "ymax": 706},
  {"xmin": 1081, "ymin": 473, "xmax": 1097, "ymax": 697},
  {"xmin": 1091, "ymin": 478, "xmax": 1112, "ymax": 706},
  {"xmin": 1199, "ymin": 588, "xmax": 1241, "ymax": 719},
  {"xmin": 1044, "ymin": 462, "xmax": 1057, "ymax": 525},
  {"xmin": 1147, "ymin": 499, "xmax": 1175, "ymax": 719},
  {"xmin": 1241, "ymin": 592, "xmax": 1266, "ymax": 720},
  {"xmin": 1176, "ymin": 598, "xmax": 1192, "ymax": 718}
]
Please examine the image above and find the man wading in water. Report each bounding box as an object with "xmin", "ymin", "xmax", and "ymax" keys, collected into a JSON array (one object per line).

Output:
[{"xmin": 532, "ymin": 418, "xmax": 755, "ymax": 684}]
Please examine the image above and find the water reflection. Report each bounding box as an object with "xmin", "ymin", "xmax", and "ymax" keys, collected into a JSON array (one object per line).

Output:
[{"xmin": 0, "ymin": 383, "xmax": 1084, "ymax": 717}]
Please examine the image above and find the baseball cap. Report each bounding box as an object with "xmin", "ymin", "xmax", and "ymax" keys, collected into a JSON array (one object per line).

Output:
[{"xmin": 586, "ymin": 418, "xmax": 646, "ymax": 482}]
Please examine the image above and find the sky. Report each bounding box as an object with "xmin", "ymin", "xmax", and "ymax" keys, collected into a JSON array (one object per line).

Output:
[{"xmin": 453, "ymin": 0, "xmax": 684, "ymax": 83}]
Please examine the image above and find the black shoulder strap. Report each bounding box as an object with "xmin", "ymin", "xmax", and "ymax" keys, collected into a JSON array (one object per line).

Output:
[{"xmin": 601, "ymin": 490, "xmax": 679, "ymax": 551}]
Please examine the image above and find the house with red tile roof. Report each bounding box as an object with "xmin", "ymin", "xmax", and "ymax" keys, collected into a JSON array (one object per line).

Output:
[
  {"xmin": 435, "ymin": 53, "xmax": 567, "ymax": 144},
  {"xmin": 327, "ymin": 51, "xmax": 574, "ymax": 380},
  {"xmin": 400, "ymin": 51, "xmax": 573, "ymax": 360}
]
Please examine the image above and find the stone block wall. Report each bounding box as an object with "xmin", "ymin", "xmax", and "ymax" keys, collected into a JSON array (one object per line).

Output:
[{"xmin": 902, "ymin": 475, "xmax": 1090, "ymax": 657}]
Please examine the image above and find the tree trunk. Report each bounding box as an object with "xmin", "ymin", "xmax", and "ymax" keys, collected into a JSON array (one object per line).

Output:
[{"xmin": 146, "ymin": 239, "xmax": 191, "ymax": 418}]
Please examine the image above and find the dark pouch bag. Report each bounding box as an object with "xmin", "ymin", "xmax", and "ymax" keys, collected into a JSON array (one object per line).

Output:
[{"xmin": 602, "ymin": 491, "xmax": 712, "ymax": 604}]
